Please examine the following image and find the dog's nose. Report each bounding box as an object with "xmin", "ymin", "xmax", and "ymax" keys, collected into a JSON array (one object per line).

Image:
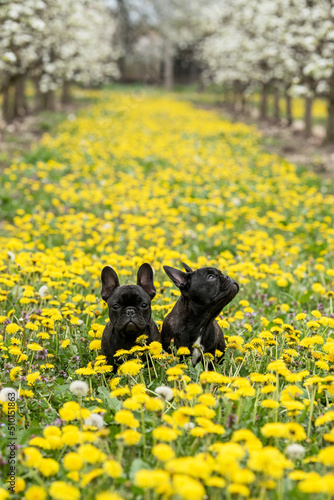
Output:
[
  {"xmin": 126, "ymin": 308, "xmax": 135, "ymax": 317},
  {"xmin": 233, "ymin": 281, "xmax": 239, "ymax": 292}
]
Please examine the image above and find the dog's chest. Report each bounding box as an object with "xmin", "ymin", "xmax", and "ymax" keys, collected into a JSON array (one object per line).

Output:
[{"xmin": 191, "ymin": 335, "xmax": 204, "ymax": 366}]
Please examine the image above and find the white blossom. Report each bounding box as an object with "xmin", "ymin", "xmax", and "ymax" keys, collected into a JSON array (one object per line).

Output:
[{"xmin": 0, "ymin": 0, "xmax": 119, "ymax": 94}]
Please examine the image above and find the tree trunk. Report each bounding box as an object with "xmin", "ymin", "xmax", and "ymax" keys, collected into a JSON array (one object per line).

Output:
[
  {"xmin": 326, "ymin": 72, "xmax": 334, "ymax": 143},
  {"xmin": 34, "ymin": 79, "xmax": 43, "ymax": 111},
  {"xmin": 61, "ymin": 81, "xmax": 71, "ymax": 106},
  {"xmin": 274, "ymin": 86, "xmax": 280, "ymax": 121},
  {"xmin": 2, "ymin": 82, "xmax": 11, "ymax": 122},
  {"xmin": 13, "ymin": 75, "xmax": 27, "ymax": 118},
  {"xmin": 163, "ymin": 38, "xmax": 173, "ymax": 91},
  {"xmin": 260, "ymin": 82, "xmax": 269, "ymax": 119},
  {"xmin": 286, "ymin": 92, "xmax": 293, "ymax": 126},
  {"xmin": 232, "ymin": 82, "xmax": 238, "ymax": 112},
  {"xmin": 46, "ymin": 90, "xmax": 55, "ymax": 111},
  {"xmin": 304, "ymin": 96, "xmax": 313, "ymax": 138},
  {"xmin": 223, "ymin": 84, "xmax": 230, "ymax": 105},
  {"xmin": 189, "ymin": 60, "xmax": 197, "ymax": 85},
  {"xmin": 41, "ymin": 93, "xmax": 48, "ymax": 110},
  {"xmin": 241, "ymin": 92, "xmax": 246, "ymax": 114}
]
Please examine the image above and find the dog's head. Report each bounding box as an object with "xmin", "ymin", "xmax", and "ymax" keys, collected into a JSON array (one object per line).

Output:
[
  {"xmin": 163, "ymin": 262, "xmax": 239, "ymax": 317},
  {"xmin": 101, "ymin": 263, "xmax": 156, "ymax": 336}
]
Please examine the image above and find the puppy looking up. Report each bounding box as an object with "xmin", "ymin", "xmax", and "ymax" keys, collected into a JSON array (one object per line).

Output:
[
  {"xmin": 101, "ymin": 263, "xmax": 160, "ymax": 368},
  {"xmin": 161, "ymin": 263, "xmax": 239, "ymax": 365}
]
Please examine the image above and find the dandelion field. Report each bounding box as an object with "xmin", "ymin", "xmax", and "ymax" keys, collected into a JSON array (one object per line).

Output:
[{"xmin": 1, "ymin": 88, "xmax": 334, "ymax": 500}]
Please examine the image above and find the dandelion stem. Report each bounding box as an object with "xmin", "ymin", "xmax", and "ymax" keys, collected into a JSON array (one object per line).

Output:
[
  {"xmin": 253, "ymin": 387, "xmax": 260, "ymax": 424},
  {"xmin": 145, "ymin": 354, "xmax": 152, "ymax": 384},
  {"xmin": 148, "ymin": 352, "xmax": 158, "ymax": 379},
  {"xmin": 275, "ymin": 372, "xmax": 279, "ymax": 423},
  {"xmin": 78, "ymin": 394, "xmax": 82, "ymax": 430},
  {"xmin": 307, "ymin": 386, "xmax": 316, "ymax": 438},
  {"xmin": 141, "ymin": 409, "xmax": 146, "ymax": 460}
]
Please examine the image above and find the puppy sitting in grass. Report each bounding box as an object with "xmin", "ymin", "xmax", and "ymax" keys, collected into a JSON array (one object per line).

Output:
[
  {"xmin": 161, "ymin": 263, "xmax": 239, "ymax": 365},
  {"xmin": 101, "ymin": 263, "xmax": 160, "ymax": 369}
]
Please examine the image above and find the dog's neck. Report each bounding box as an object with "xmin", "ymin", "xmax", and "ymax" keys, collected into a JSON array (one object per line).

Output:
[{"xmin": 179, "ymin": 295, "xmax": 221, "ymax": 333}]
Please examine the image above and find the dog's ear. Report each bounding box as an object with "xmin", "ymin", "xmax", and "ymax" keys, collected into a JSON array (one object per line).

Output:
[
  {"xmin": 137, "ymin": 263, "xmax": 156, "ymax": 299},
  {"xmin": 182, "ymin": 262, "xmax": 193, "ymax": 273},
  {"xmin": 163, "ymin": 266, "xmax": 190, "ymax": 289},
  {"xmin": 101, "ymin": 266, "xmax": 120, "ymax": 302}
]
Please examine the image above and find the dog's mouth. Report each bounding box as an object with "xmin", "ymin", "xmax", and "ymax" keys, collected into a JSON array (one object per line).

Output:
[
  {"xmin": 120, "ymin": 317, "xmax": 148, "ymax": 334},
  {"xmin": 207, "ymin": 279, "xmax": 239, "ymax": 319},
  {"xmin": 219, "ymin": 276, "xmax": 239, "ymax": 297},
  {"xmin": 125, "ymin": 321, "xmax": 139, "ymax": 333}
]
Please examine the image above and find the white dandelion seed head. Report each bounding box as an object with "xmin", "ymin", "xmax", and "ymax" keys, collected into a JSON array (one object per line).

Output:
[
  {"xmin": 183, "ymin": 422, "xmax": 195, "ymax": 431},
  {"xmin": 155, "ymin": 386, "xmax": 174, "ymax": 401},
  {"xmin": 39, "ymin": 285, "xmax": 49, "ymax": 298},
  {"xmin": 69, "ymin": 380, "xmax": 89, "ymax": 397},
  {"xmin": 286, "ymin": 443, "xmax": 305, "ymax": 460},
  {"xmin": 0, "ymin": 387, "xmax": 18, "ymax": 402},
  {"xmin": 7, "ymin": 251, "xmax": 15, "ymax": 262},
  {"xmin": 84, "ymin": 413, "xmax": 104, "ymax": 429}
]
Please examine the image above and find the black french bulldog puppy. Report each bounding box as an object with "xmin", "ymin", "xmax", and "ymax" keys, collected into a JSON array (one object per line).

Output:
[
  {"xmin": 161, "ymin": 263, "xmax": 239, "ymax": 365},
  {"xmin": 101, "ymin": 263, "xmax": 160, "ymax": 368}
]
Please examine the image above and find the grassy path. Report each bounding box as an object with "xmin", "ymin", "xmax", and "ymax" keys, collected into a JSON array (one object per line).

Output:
[{"xmin": 0, "ymin": 89, "xmax": 334, "ymax": 499}]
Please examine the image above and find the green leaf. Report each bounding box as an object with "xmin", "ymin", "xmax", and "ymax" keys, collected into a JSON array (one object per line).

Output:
[
  {"xmin": 299, "ymin": 290, "xmax": 313, "ymax": 304},
  {"xmin": 97, "ymin": 386, "xmax": 122, "ymax": 411},
  {"xmin": 129, "ymin": 458, "xmax": 151, "ymax": 482}
]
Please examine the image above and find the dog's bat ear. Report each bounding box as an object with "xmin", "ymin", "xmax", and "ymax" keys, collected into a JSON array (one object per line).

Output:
[
  {"xmin": 163, "ymin": 266, "xmax": 190, "ymax": 289},
  {"xmin": 101, "ymin": 266, "xmax": 120, "ymax": 302},
  {"xmin": 181, "ymin": 262, "xmax": 193, "ymax": 273},
  {"xmin": 137, "ymin": 263, "xmax": 156, "ymax": 299}
]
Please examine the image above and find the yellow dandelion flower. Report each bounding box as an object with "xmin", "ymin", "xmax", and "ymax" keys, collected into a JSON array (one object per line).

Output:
[
  {"xmin": 261, "ymin": 399, "xmax": 279, "ymax": 409},
  {"xmin": 318, "ymin": 446, "xmax": 334, "ymax": 466},
  {"xmin": 152, "ymin": 443, "xmax": 175, "ymax": 461},
  {"xmin": 172, "ymin": 473, "xmax": 205, "ymax": 500},
  {"xmin": 116, "ymin": 429, "xmax": 142, "ymax": 445},
  {"xmin": 117, "ymin": 359, "xmax": 143, "ymax": 376},
  {"xmin": 95, "ymin": 493, "xmax": 124, "ymax": 500},
  {"xmin": 228, "ymin": 484, "xmax": 250, "ymax": 497},
  {"xmin": 114, "ymin": 410, "xmax": 140, "ymax": 428},
  {"xmin": 49, "ymin": 481, "xmax": 80, "ymax": 500},
  {"xmin": 152, "ymin": 426, "xmax": 179, "ymax": 442},
  {"xmin": 63, "ymin": 452, "xmax": 83, "ymax": 471},
  {"xmin": 25, "ymin": 486, "xmax": 47, "ymax": 500},
  {"xmin": 38, "ymin": 458, "xmax": 59, "ymax": 477}
]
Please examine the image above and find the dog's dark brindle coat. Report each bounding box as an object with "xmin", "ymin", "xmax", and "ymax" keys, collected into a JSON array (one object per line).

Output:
[
  {"xmin": 101, "ymin": 263, "xmax": 160, "ymax": 368},
  {"xmin": 161, "ymin": 263, "xmax": 239, "ymax": 365}
]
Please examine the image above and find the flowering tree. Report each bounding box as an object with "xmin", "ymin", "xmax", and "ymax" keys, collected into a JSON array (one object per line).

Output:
[
  {"xmin": 0, "ymin": 0, "xmax": 119, "ymax": 121},
  {"xmin": 117, "ymin": 0, "xmax": 211, "ymax": 90},
  {"xmin": 284, "ymin": 0, "xmax": 334, "ymax": 141},
  {"xmin": 0, "ymin": 0, "xmax": 45, "ymax": 121},
  {"xmin": 198, "ymin": 0, "xmax": 334, "ymax": 142}
]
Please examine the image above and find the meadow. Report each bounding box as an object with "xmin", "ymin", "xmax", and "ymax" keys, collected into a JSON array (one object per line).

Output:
[{"xmin": 0, "ymin": 88, "xmax": 334, "ymax": 500}]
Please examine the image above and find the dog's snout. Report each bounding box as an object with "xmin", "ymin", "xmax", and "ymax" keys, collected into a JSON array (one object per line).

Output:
[
  {"xmin": 233, "ymin": 281, "xmax": 239, "ymax": 292},
  {"xmin": 126, "ymin": 308, "xmax": 135, "ymax": 317}
]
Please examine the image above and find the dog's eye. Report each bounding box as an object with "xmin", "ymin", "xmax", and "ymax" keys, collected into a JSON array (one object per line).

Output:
[
  {"xmin": 112, "ymin": 304, "xmax": 119, "ymax": 310},
  {"xmin": 141, "ymin": 303, "xmax": 148, "ymax": 308},
  {"xmin": 207, "ymin": 274, "xmax": 216, "ymax": 280}
]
